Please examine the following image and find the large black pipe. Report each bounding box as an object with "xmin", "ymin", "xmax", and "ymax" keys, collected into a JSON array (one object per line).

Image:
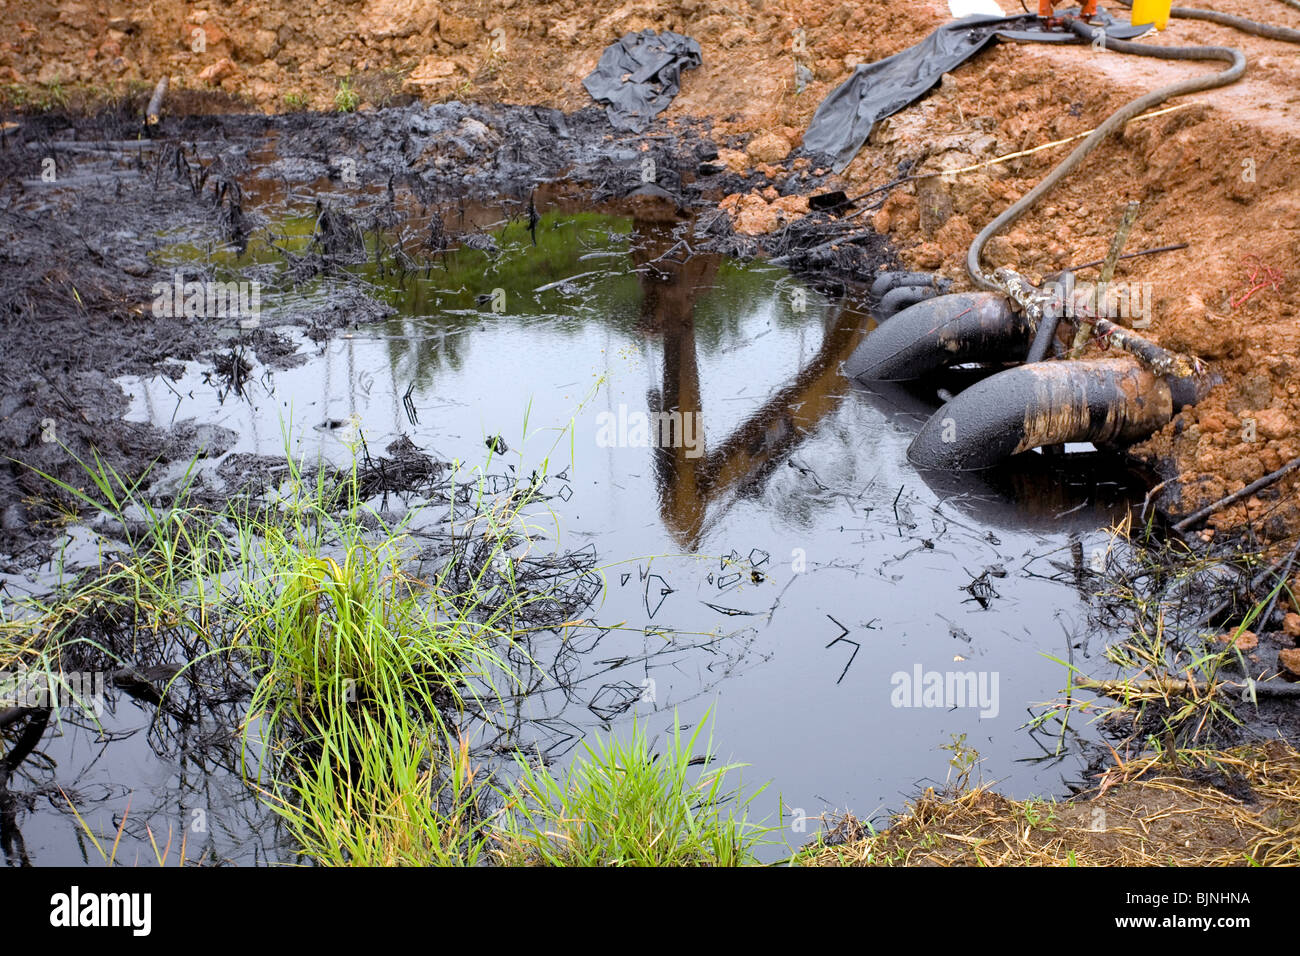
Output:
[
  {"xmin": 907, "ymin": 357, "xmax": 1205, "ymax": 471},
  {"xmin": 845, "ymin": 291, "xmax": 1032, "ymax": 382}
]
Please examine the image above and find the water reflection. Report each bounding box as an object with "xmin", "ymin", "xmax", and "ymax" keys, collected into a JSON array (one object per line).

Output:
[{"xmin": 627, "ymin": 218, "xmax": 868, "ymax": 549}]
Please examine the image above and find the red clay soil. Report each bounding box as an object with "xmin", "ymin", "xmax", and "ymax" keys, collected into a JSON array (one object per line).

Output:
[{"xmin": 2, "ymin": 0, "xmax": 1299, "ymax": 536}]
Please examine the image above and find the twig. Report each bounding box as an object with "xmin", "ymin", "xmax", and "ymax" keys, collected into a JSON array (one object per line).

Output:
[
  {"xmin": 1045, "ymin": 242, "xmax": 1188, "ymax": 279},
  {"xmin": 1140, "ymin": 477, "xmax": 1172, "ymax": 522},
  {"xmin": 1072, "ymin": 200, "xmax": 1141, "ymax": 354},
  {"xmin": 1173, "ymin": 455, "xmax": 1300, "ymax": 533},
  {"xmin": 1200, "ymin": 546, "xmax": 1300, "ymax": 626},
  {"xmin": 1255, "ymin": 538, "xmax": 1300, "ymax": 634}
]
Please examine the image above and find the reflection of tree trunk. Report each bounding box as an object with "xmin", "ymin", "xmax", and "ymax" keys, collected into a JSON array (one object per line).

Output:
[
  {"xmin": 631, "ymin": 219, "xmax": 868, "ymax": 551},
  {"xmin": 695, "ymin": 306, "xmax": 861, "ymax": 503},
  {"xmin": 656, "ymin": 312, "xmax": 707, "ymax": 546},
  {"xmin": 632, "ymin": 220, "xmax": 718, "ymax": 546}
]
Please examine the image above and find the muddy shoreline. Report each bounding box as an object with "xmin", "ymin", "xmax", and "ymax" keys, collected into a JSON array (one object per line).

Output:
[{"xmin": 0, "ymin": 101, "xmax": 897, "ymax": 563}]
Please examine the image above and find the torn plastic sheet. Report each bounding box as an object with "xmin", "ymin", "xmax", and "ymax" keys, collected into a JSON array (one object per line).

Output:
[
  {"xmin": 583, "ymin": 30, "xmax": 703, "ymax": 132},
  {"xmin": 803, "ymin": 11, "xmax": 1151, "ymax": 172}
]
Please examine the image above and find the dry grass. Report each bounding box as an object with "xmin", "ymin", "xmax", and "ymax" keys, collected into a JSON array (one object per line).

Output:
[{"xmin": 801, "ymin": 741, "xmax": 1300, "ymax": 866}]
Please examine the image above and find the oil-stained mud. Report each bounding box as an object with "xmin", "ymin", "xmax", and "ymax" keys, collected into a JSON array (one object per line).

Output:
[{"xmin": 0, "ymin": 101, "xmax": 884, "ymax": 562}]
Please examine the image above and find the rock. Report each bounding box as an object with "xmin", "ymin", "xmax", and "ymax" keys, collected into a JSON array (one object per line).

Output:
[
  {"xmin": 1227, "ymin": 373, "xmax": 1274, "ymax": 414},
  {"xmin": 56, "ymin": 4, "xmax": 98, "ymax": 31},
  {"xmin": 1196, "ymin": 409, "xmax": 1234, "ymax": 434},
  {"xmin": 771, "ymin": 194, "xmax": 809, "ymax": 219},
  {"xmin": 1279, "ymin": 647, "xmax": 1300, "ymax": 679},
  {"xmin": 238, "ymin": 28, "xmax": 280, "ymax": 64},
  {"xmin": 720, "ymin": 190, "xmax": 805, "ymax": 236},
  {"xmin": 362, "ymin": 0, "xmax": 441, "ymax": 38},
  {"xmin": 1250, "ymin": 408, "xmax": 1290, "ymax": 442},
  {"xmin": 456, "ymin": 116, "xmax": 499, "ymax": 150},
  {"xmin": 915, "ymin": 178, "xmax": 953, "ymax": 237},
  {"xmin": 439, "ymin": 12, "xmax": 480, "ymax": 47},
  {"xmin": 1217, "ymin": 629, "xmax": 1257, "ymax": 651},
  {"xmin": 983, "ymin": 234, "xmax": 1016, "ymax": 265},
  {"xmin": 198, "ymin": 58, "xmax": 237, "ymax": 84},
  {"xmin": 406, "ymin": 54, "xmax": 457, "ymax": 85},
  {"xmin": 734, "ymin": 202, "xmax": 778, "ymax": 235},
  {"xmin": 182, "ymin": 18, "xmax": 227, "ymax": 50},
  {"xmin": 546, "ymin": 17, "xmax": 581, "ymax": 43},
  {"xmin": 1156, "ymin": 291, "xmax": 1244, "ymax": 360},
  {"xmin": 933, "ymin": 214, "xmax": 974, "ymax": 260},
  {"xmin": 716, "ymin": 148, "xmax": 748, "ymax": 173},
  {"xmin": 745, "ymin": 131, "xmax": 791, "ymax": 165},
  {"xmin": 1283, "ymin": 613, "xmax": 1300, "ymax": 639},
  {"xmin": 880, "ymin": 191, "xmax": 918, "ymax": 233},
  {"xmin": 720, "ymin": 192, "xmax": 771, "ymax": 235},
  {"xmin": 910, "ymin": 242, "xmax": 943, "ymax": 269},
  {"xmin": 36, "ymin": 62, "xmax": 68, "ymax": 84}
]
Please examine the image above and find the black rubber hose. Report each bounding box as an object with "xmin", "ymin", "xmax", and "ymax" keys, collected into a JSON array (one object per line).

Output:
[
  {"xmin": 1024, "ymin": 271, "xmax": 1070, "ymax": 362},
  {"xmin": 871, "ymin": 271, "xmax": 950, "ymax": 297},
  {"xmin": 877, "ymin": 284, "xmax": 940, "ymax": 316},
  {"xmin": 968, "ymin": 20, "xmax": 1246, "ymax": 289}
]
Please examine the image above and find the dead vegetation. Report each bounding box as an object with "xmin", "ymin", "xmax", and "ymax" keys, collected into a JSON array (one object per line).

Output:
[{"xmin": 803, "ymin": 741, "xmax": 1300, "ymax": 866}]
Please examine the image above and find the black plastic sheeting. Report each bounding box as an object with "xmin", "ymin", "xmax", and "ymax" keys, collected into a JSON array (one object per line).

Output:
[
  {"xmin": 803, "ymin": 10, "xmax": 1150, "ymax": 172},
  {"xmin": 583, "ymin": 30, "xmax": 703, "ymax": 132}
]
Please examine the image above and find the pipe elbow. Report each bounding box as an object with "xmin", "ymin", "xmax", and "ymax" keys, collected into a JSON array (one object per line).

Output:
[
  {"xmin": 845, "ymin": 292, "xmax": 1030, "ymax": 382},
  {"xmin": 908, "ymin": 358, "xmax": 1177, "ymax": 471}
]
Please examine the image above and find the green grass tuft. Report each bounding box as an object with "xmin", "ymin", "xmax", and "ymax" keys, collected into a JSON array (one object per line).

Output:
[{"xmin": 495, "ymin": 709, "xmax": 773, "ymax": 866}]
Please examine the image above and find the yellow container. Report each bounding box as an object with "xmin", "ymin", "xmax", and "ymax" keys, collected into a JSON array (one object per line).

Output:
[{"xmin": 1130, "ymin": 0, "xmax": 1172, "ymax": 30}]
